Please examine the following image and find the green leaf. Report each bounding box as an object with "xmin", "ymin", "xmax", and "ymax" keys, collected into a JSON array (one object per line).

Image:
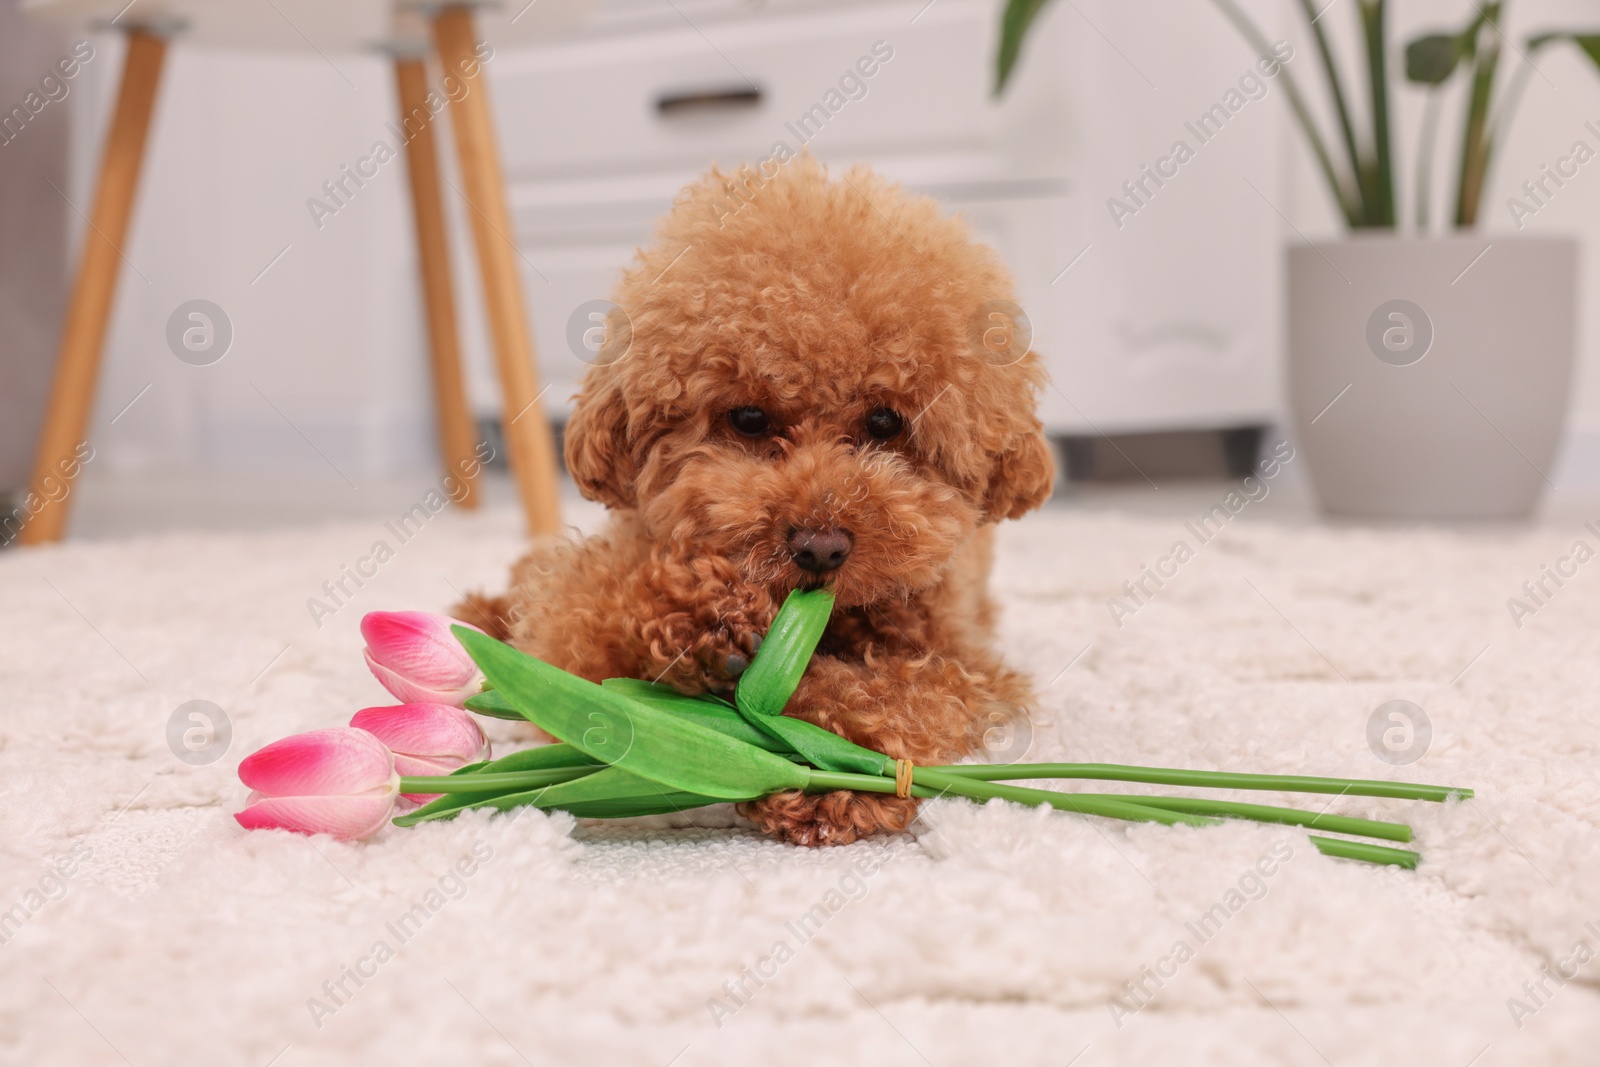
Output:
[
  {"xmin": 454, "ymin": 627, "xmax": 811, "ymax": 800},
  {"xmin": 399, "ymin": 768, "xmax": 727, "ymax": 825},
  {"xmin": 601, "ymin": 677, "xmax": 734, "ymax": 709},
  {"xmin": 1456, "ymin": 5, "xmax": 1495, "ymax": 63},
  {"xmin": 1405, "ymin": 33, "xmax": 1463, "ymax": 84},
  {"xmin": 1403, "ymin": 5, "xmax": 1498, "ymax": 86},
  {"xmin": 735, "ymin": 588, "xmax": 834, "ymax": 718},
  {"xmin": 1527, "ymin": 31, "xmax": 1600, "ymax": 73},
  {"xmin": 1578, "ymin": 35, "xmax": 1600, "ymax": 70},
  {"xmin": 522, "ymin": 765, "xmax": 716, "ymax": 808},
  {"xmin": 995, "ymin": 0, "xmax": 1054, "ymax": 95},
  {"xmin": 460, "ymin": 743, "xmax": 600, "ymax": 775},
  {"xmin": 464, "ymin": 689, "xmax": 525, "ymax": 720},
  {"xmin": 557, "ymin": 793, "xmax": 719, "ymax": 819},
  {"xmin": 747, "ymin": 713, "xmax": 893, "ymax": 778},
  {"xmin": 599, "ymin": 679, "xmax": 788, "ymax": 751},
  {"xmin": 481, "ymin": 676, "xmax": 790, "ymax": 752}
]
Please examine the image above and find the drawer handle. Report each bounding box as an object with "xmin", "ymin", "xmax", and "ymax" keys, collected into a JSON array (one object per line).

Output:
[{"xmin": 656, "ymin": 86, "xmax": 763, "ymax": 117}]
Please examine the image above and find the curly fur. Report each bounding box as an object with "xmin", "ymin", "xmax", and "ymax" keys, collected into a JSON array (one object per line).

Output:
[{"xmin": 467, "ymin": 155, "xmax": 1055, "ymax": 845}]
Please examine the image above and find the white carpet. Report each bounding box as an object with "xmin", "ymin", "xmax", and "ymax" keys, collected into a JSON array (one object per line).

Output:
[{"xmin": 3, "ymin": 499, "xmax": 1600, "ymax": 1066}]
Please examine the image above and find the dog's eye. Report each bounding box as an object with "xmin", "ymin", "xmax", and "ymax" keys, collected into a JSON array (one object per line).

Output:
[
  {"xmin": 727, "ymin": 406, "xmax": 770, "ymax": 437},
  {"xmin": 864, "ymin": 408, "xmax": 904, "ymax": 441}
]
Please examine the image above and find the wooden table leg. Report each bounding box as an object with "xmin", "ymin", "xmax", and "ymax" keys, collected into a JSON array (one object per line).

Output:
[
  {"xmin": 431, "ymin": 7, "xmax": 562, "ymax": 536},
  {"xmin": 394, "ymin": 54, "xmax": 480, "ymax": 510},
  {"xmin": 20, "ymin": 29, "xmax": 166, "ymax": 545}
]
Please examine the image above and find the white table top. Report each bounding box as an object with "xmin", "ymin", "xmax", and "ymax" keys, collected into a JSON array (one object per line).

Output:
[{"xmin": 22, "ymin": 0, "xmax": 593, "ymax": 52}]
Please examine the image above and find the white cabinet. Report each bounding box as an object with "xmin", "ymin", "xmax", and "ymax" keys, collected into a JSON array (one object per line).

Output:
[
  {"xmin": 1021, "ymin": 0, "xmax": 1290, "ymax": 434},
  {"xmin": 500, "ymin": 0, "xmax": 1285, "ymax": 435}
]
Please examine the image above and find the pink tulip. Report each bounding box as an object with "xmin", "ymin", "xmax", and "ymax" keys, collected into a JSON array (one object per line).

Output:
[
  {"xmin": 349, "ymin": 703, "xmax": 490, "ymax": 802},
  {"xmin": 361, "ymin": 610, "xmax": 485, "ymax": 706},
  {"xmin": 234, "ymin": 728, "xmax": 399, "ymax": 841}
]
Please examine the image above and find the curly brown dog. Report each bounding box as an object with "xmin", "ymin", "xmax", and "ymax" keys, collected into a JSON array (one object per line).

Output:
[{"xmin": 462, "ymin": 155, "xmax": 1054, "ymax": 846}]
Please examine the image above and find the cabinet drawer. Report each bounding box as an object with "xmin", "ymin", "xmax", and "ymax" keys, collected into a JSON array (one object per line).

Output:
[{"xmin": 491, "ymin": 0, "xmax": 999, "ymax": 178}]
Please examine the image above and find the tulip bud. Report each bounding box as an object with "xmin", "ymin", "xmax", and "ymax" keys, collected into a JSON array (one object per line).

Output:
[
  {"xmin": 361, "ymin": 611, "xmax": 485, "ymax": 706},
  {"xmin": 350, "ymin": 703, "xmax": 490, "ymax": 802},
  {"xmin": 234, "ymin": 728, "xmax": 399, "ymax": 841}
]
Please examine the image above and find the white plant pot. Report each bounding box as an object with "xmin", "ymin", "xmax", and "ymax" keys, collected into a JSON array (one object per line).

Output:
[{"xmin": 1287, "ymin": 235, "xmax": 1579, "ymax": 520}]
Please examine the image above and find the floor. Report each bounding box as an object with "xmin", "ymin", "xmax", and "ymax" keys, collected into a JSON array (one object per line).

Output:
[{"xmin": 7, "ymin": 471, "xmax": 1600, "ymax": 1064}]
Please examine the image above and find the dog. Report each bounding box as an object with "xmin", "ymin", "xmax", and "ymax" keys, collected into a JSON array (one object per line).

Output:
[{"xmin": 462, "ymin": 154, "xmax": 1055, "ymax": 845}]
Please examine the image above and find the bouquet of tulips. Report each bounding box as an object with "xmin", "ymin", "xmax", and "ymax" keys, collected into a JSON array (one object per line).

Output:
[{"xmin": 236, "ymin": 593, "xmax": 1472, "ymax": 868}]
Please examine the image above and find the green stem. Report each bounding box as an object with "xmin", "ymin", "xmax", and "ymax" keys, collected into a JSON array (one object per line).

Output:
[
  {"xmin": 398, "ymin": 768, "xmax": 595, "ymax": 793},
  {"xmin": 1298, "ymin": 0, "xmax": 1369, "ymax": 222},
  {"xmin": 1076, "ymin": 794, "xmax": 1411, "ymax": 843},
  {"xmin": 804, "ymin": 769, "xmax": 1218, "ymax": 827},
  {"xmin": 804, "ymin": 770, "xmax": 918, "ymax": 796},
  {"xmin": 1311, "ymin": 836, "xmax": 1419, "ymax": 868},
  {"xmin": 926, "ymin": 763, "xmax": 1472, "ymax": 803},
  {"xmin": 1209, "ymin": 0, "xmax": 1362, "ymax": 227},
  {"xmin": 1455, "ymin": 4, "xmax": 1503, "ymax": 226},
  {"xmin": 911, "ymin": 768, "xmax": 1221, "ymax": 828},
  {"xmin": 1416, "ymin": 89, "xmax": 1443, "ymax": 231},
  {"xmin": 1360, "ymin": 0, "xmax": 1395, "ymax": 226}
]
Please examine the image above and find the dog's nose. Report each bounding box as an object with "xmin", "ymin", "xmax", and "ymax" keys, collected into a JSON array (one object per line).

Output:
[{"xmin": 788, "ymin": 527, "xmax": 852, "ymax": 573}]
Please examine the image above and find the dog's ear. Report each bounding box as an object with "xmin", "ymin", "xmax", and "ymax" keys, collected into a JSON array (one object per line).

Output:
[
  {"xmin": 563, "ymin": 375, "xmax": 637, "ymax": 509},
  {"xmin": 982, "ymin": 428, "xmax": 1056, "ymax": 521}
]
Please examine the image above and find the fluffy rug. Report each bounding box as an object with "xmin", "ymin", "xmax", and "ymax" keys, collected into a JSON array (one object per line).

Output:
[{"xmin": 3, "ymin": 498, "xmax": 1599, "ymax": 1066}]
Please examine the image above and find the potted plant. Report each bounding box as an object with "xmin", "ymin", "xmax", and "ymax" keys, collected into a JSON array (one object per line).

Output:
[{"xmin": 996, "ymin": 1, "xmax": 1599, "ymax": 519}]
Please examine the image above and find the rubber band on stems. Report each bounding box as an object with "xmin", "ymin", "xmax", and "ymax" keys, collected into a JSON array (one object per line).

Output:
[{"xmin": 894, "ymin": 759, "xmax": 914, "ymax": 799}]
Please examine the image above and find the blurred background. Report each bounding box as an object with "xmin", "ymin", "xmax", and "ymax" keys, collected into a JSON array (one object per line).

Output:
[{"xmin": 3, "ymin": 0, "xmax": 1599, "ymax": 540}]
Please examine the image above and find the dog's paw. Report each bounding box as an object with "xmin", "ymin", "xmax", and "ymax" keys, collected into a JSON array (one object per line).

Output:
[
  {"xmin": 738, "ymin": 789, "xmax": 918, "ymax": 847},
  {"xmin": 693, "ymin": 628, "xmax": 763, "ymax": 696}
]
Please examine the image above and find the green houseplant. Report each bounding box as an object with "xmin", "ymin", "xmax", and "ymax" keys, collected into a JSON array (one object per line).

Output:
[{"xmin": 996, "ymin": 1, "xmax": 1600, "ymax": 519}]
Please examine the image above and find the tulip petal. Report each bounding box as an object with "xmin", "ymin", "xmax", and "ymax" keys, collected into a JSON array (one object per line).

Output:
[
  {"xmin": 387, "ymin": 750, "xmax": 473, "ymax": 804},
  {"xmin": 237, "ymin": 728, "xmax": 395, "ymax": 798},
  {"xmin": 391, "ymin": 752, "xmax": 466, "ymax": 778},
  {"xmin": 350, "ymin": 704, "xmax": 489, "ymax": 766},
  {"xmin": 234, "ymin": 792, "xmax": 396, "ymax": 841},
  {"xmin": 363, "ymin": 650, "xmax": 482, "ymax": 707},
  {"xmin": 360, "ymin": 611, "xmax": 482, "ymax": 689}
]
